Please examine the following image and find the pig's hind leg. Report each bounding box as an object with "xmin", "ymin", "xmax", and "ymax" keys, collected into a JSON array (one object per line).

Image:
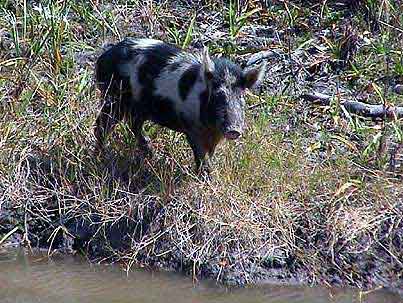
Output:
[
  {"xmin": 94, "ymin": 95, "xmax": 124, "ymax": 151},
  {"xmin": 129, "ymin": 110, "xmax": 153, "ymax": 157}
]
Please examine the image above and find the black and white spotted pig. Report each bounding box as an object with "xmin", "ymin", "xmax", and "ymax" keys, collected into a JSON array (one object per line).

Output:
[{"xmin": 95, "ymin": 38, "xmax": 266, "ymax": 174}]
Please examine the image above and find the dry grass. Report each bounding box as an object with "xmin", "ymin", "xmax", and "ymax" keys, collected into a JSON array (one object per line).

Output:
[{"xmin": 0, "ymin": 0, "xmax": 402, "ymax": 290}]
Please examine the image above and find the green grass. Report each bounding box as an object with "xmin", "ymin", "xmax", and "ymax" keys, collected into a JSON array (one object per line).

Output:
[{"xmin": 0, "ymin": 0, "xmax": 402, "ymax": 290}]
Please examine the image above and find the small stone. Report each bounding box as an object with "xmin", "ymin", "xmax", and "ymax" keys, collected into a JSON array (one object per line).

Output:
[{"xmin": 393, "ymin": 84, "xmax": 403, "ymax": 95}]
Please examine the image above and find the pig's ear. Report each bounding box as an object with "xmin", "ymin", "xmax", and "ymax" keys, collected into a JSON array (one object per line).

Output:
[
  {"xmin": 201, "ymin": 46, "xmax": 215, "ymax": 84},
  {"xmin": 242, "ymin": 61, "xmax": 267, "ymax": 89}
]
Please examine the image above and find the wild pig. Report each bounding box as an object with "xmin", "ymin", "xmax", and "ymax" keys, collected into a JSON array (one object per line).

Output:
[{"xmin": 95, "ymin": 38, "xmax": 266, "ymax": 175}]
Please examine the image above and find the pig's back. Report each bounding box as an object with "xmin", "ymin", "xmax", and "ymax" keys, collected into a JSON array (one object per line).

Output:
[{"xmin": 95, "ymin": 38, "xmax": 182, "ymax": 92}]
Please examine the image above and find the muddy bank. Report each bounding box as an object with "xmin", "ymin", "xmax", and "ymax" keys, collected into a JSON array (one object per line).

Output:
[{"xmin": 1, "ymin": 190, "xmax": 402, "ymax": 295}]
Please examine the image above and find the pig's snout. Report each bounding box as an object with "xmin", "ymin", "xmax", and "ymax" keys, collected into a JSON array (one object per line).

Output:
[{"xmin": 222, "ymin": 104, "xmax": 245, "ymax": 140}]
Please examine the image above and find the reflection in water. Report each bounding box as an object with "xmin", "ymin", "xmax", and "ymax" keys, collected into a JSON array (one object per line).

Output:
[{"xmin": 0, "ymin": 248, "xmax": 400, "ymax": 303}]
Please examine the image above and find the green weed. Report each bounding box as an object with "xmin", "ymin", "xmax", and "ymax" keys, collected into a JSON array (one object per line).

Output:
[{"xmin": 227, "ymin": 0, "xmax": 260, "ymax": 38}]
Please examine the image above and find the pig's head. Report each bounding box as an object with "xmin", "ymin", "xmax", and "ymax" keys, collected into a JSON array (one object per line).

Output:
[{"xmin": 201, "ymin": 47, "xmax": 266, "ymax": 140}]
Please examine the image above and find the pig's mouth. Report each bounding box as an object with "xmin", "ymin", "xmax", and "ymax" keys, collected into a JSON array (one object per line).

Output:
[{"xmin": 224, "ymin": 130, "xmax": 242, "ymax": 140}]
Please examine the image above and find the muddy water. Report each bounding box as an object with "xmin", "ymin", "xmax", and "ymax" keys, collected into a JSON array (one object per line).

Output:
[{"xmin": 0, "ymin": 249, "xmax": 400, "ymax": 303}]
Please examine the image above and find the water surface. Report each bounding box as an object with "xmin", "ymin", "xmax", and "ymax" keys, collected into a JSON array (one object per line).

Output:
[{"xmin": 0, "ymin": 248, "xmax": 400, "ymax": 303}]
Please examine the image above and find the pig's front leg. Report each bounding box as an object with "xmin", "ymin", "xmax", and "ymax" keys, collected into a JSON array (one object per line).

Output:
[{"xmin": 186, "ymin": 133, "xmax": 211, "ymax": 177}]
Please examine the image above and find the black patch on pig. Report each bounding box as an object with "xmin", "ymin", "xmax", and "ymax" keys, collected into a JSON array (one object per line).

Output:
[
  {"xmin": 96, "ymin": 42, "xmax": 135, "ymax": 98},
  {"xmin": 178, "ymin": 65, "xmax": 199, "ymax": 101},
  {"xmin": 199, "ymin": 90, "xmax": 211, "ymax": 126},
  {"xmin": 150, "ymin": 96, "xmax": 183, "ymax": 132},
  {"xmin": 137, "ymin": 43, "xmax": 181, "ymax": 88},
  {"xmin": 96, "ymin": 39, "xmax": 141, "ymax": 93},
  {"xmin": 113, "ymin": 40, "xmax": 135, "ymax": 61}
]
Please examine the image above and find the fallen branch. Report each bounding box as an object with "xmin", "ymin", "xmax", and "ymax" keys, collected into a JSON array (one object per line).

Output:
[
  {"xmin": 246, "ymin": 50, "xmax": 280, "ymax": 66},
  {"xmin": 300, "ymin": 92, "xmax": 403, "ymax": 119}
]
